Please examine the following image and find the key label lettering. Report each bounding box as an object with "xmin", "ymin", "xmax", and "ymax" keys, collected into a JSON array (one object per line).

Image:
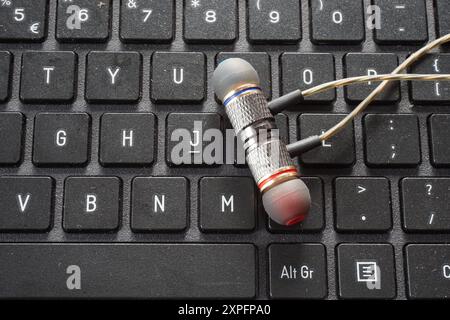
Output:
[
  {"xmin": 16, "ymin": 194, "xmax": 31, "ymax": 213},
  {"xmin": 43, "ymin": 66, "xmax": 55, "ymax": 84},
  {"xmin": 86, "ymin": 194, "xmax": 97, "ymax": 213},
  {"xmin": 280, "ymin": 265, "xmax": 314, "ymax": 280},
  {"xmin": 367, "ymin": 69, "xmax": 377, "ymax": 85},
  {"xmin": 122, "ymin": 129, "xmax": 134, "ymax": 147},
  {"xmin": 56, "ymin": 130, "xmax": 67, "ymax": 147},
  {"xmin": 321, "ymin": 131, "xmax": 331, "ymax": 148},
  {"xmin": 154, "ymin": 194, "xmax": 165, "ymax": 213},
  {"xmin": 221, "ymin": 195, "xmax": 234, "ymax": 213},
  {"xmin": 443, "ymin": 265, "xmax": 450, "ymax": 279},
  {"xmin": 173, "ymin": 68, "xmax": 184, "ymax": 84},
  {"xmin": 107, "ymin": 67, "xmax": 120, "ymax": 85}
]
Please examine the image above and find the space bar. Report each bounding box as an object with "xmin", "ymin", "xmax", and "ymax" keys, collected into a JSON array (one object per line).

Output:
[{"xmin": 0, "ymin": 243, "xmax": 256, "ymax": 298}]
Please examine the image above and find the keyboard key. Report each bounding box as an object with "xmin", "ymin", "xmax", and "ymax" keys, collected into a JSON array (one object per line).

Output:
[
  {"xmin": 217, "ymin": 52, "xmax": 271, "ymax": 99},
  {"xmin": 269, "ymin": 244, "xmax": 327, "ymax": 299},
  {"xmin": 183, "ymin": 0, "xmax": 237, "ymax": 43},
  {"xmin": 335, "ymin": 177, "xmax": 392, "ymax": 232},
  {"xmin": 199, "ymin": 177, "xmax": 256, "ymax": 232},
  {"xmin": 247, "ymin": 0, "xmax": 301, "ymax": 44},
  {"xmin": 310, "ymin": 0, "xmax": 364, "ymax": 44},
  {"xmin": 372, "ymin": 0, "xmax": 428, "ymax": 44},
  {"xmin": 0, "ymin": 51, "xmax": 12, "ymax": 102},
  {"xmin": 100, "ymin": 113, "xmax": 155, "ymax": 166},
  {"xmin": 0, "ymin": 112, "xmax": 23, "ymax": 165},
  {"xmin": 0, "ymin": 243, "xmax": 256, "ymax": 298},
  {"xmin": 0, "ymin": 177, "xmax": 53, "ymax": 232},
  {"xmin": 364, "ymin": 114, "xmax": 420, "ymax": 167},
  {"xmin": 401, "ymin": 178, "xmax": 450, "ymax": 232},
  {"xmin": 0, "ymin": 0, "xmax": 48, "ymax": 42},
  {"xmin": 131, "ymin": 177, "xmax": 188, "ymax": 232},
  {"xmin": 63, "ymin": 177, "xmax": 121, "ymax": 232},
  {"xmin": 151, "ymin": 52, "xmax": 205, "ymax": 103},
  {"xmin": 33, "ymin": 113, "xmax": 90, "ymax": 166},
  {"xmin": 299, "ymin": 114, "xmax": 355, "ymax": 167},
  {"xmin": 268, "ymin": 177, "xmax": 324, "ymax": 233},
  {"xmin": 20, "ymin": 51, "xmax": 77, "ymax": 103},
  {"xmin": 337, "ymin": 244, "xmax": 396, "ymax": 299},
  {"xmin": 436, "ymin": 0, "xmax": 450, "ymax": 37},
  {"xmin": 85, "ymin": 51, "xmax": 141, "ymax": 103},
  {"xmin": 281, "ymin": 53, "xmax": 335, "ymax": 103},
  {"xmin": 120, "ymin": 0, "xmax": 174, "ymax": 43},
  {"xmin": 166, "ymin": 113, "xmax": 222, "ymax": 166},
  {"xmin": 344, "ymin": 53, "xmax": 400, "ymax": 103},
  {"xmin": 409, "ymin": 54, "xmax": 450, "ymax": 104},
  {"xmin": 406, "ymin": 244, "xmax": 450, "ymax": 299},
  {"xmin": 56, "ymin": 0, "xmax": 111, "ymax": 42},
  {"xmin": 429, "ymin": 114, "xmax": 450, "ymax": 167}
]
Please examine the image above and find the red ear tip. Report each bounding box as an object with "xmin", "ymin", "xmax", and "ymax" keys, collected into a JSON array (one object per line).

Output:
[{"xmin": 286, "ymin": 215, "xmax": 306, "ymax": 226}]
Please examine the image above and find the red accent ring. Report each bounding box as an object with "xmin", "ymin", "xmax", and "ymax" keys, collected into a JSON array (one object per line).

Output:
[{"xmin": 257, "ymin": 168, "xmax": 299, "ymax": 191}]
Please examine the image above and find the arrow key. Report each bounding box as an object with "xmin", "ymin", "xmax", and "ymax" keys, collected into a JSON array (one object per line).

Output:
[{"xmin": 335, "ymin": 177, "xmax": 392, "ymax": 232}]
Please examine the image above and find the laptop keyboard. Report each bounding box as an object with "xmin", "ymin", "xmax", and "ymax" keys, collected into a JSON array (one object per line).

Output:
[{"xmin": 0, "ymin": 0, "xmax": 450, "ymax": 299}]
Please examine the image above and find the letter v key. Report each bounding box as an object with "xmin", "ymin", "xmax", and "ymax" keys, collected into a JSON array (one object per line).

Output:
[{"xmin": 17, "ymin": 194, "xmax": 31, "ymax": 213}]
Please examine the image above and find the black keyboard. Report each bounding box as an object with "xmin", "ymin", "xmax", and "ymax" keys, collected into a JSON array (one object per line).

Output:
[{"xmin": 0, "ymin": 0, "xmax": 449, "ymax": 300}]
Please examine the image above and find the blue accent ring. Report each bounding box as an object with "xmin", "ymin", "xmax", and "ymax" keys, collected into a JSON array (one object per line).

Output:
[{"xmin": 223, "ymin": 87, "xmax": 261, "ymax": 107}]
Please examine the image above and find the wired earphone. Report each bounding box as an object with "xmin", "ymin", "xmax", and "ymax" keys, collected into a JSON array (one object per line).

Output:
[{"xmin": 212, "ymin": 33, "xmax": 450, "ymax": 226}]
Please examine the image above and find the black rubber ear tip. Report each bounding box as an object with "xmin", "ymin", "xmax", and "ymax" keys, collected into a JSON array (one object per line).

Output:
[{"xmin": 213, "ymin": 58, "xmax": 260, "ymax": 102}]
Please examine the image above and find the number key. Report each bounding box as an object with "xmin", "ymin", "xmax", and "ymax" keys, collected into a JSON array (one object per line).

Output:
[
  {"xmin": 184, "ymin": 0, "xmax": 237, "ymax": 43},
  {"xmin": 120, "ymin": 0, "xmax": 174, "ymax": 43},
  {"xmin": 247, "ymin": 0, "xmax": 301, "ymax": 44},
  {"xmin": 310, "ymin": 0, "xmax": 364, "ymax": 44},
  {"xmin": 56, "ymin": 0, "xmax": 111, "ymax": 42},
  {"xmin": 0, "ymin": 0, "xmax": 48, "ymax": 42}
]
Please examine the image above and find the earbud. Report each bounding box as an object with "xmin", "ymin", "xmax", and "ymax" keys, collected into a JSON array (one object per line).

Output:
[{"xmin": 213, "ymin": 58, "xmax": 311, "ymax": 225}]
